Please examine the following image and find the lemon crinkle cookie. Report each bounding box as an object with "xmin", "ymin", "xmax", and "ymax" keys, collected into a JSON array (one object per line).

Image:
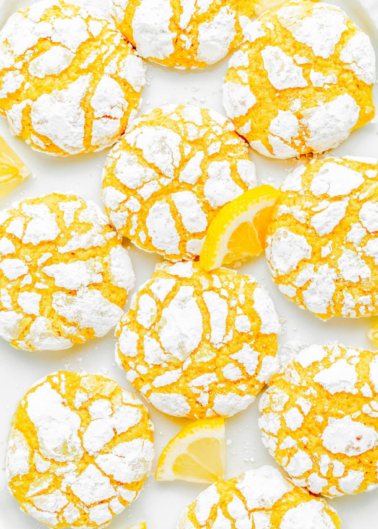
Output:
[
  {"xmin": 0, "ymin": 193, "xmax": 135, "ymax": 351},
  {"xmin": 177, "ymin": 465, "xmax": 341, "ymax": 529},
  {"xmin": 266, "ymin": 156, "xmax": 378, "ymax": 320},
  {"xmin": 6, "ymin": 371, "xmax": 154, "ymax": 528},
  {"xmin": 102, "ymin": 105, "xmax": 256, "ymax": 260},
  {"xmin": 108, "ymin": 0, "xmax": 255, "ymax": 69},
  {"xmin": 115, "ymin": 261, "xmax": 280, "ymax": 419},
  {"xmin": 259, "ymin": 343, "xmax": 378, "ymax": 497},
  {"xmin": 223, "ymin": 0, "xmax": 376, "ymax": 159},
  {"xmin": 0, "ymin": 0, "xmax": 146, "ymax": 156}
]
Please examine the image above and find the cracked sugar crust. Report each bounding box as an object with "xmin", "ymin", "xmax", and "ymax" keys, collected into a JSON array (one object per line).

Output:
[
  {"xmin": 0, "ymin": 0, "xmax": 146, "ymax": 156},
  {"xmin": 266, "ymin": 157, "xmax": 378, "ymax": 320},
  {"xmin": 101, "ymin": 105, "xmax": 256, "ymax": 260},
  {"xmin": 115, "ymin": 261, "xmax": 280, "ymax": 420},
  {"xmin": 6, "ymin": 371, "xmax": 154, "ymax": 529},
  {"xmin": 223, "ymin": 0, "xmax": 376, "ymax": 159},
  {"xmin": 259, "ymin": 343, "xmax": 378, "ymax": 498},
  {"xmin": 0, "ymin": 193, "xmax": 135, "ymax": 352},
  {"xmin": 108, "ymin": 0, "xmax": 255, "ymax": 69},
  {"xmin": 176, "ymin": 465, "xmax": 340, "ymax": 529}
]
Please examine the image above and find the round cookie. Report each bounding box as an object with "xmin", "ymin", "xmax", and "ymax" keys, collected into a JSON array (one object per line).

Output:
[
  {"xmin": 266, "ymin": 156, "xmax": 378, "ymax": 320},
  {"xmin": 102, "ymin": 104, "xmax": 256, "ymax": 260},
  {"xmin": 0, "ymin": 0, "xmax": 146, "ymax": 156},
  {"xmin": 259, "ymin": 343, "xmax": 378, "ymax": 498},
  {"xmin": 222, "ymin": 1, "xmax": 376, "ymax": 159},
  {"xmin": 108, "ymin": 0, "xmax": 255, "ymax": 69},
  {"xmin": 115, "ymin": 260, "xmax": 280, "ymax": 419},
  {"xmin": 177, "ymin": 465, "xmax": 341, "ymax": 529},
  {"xmin": 0, "ymin": 193, "xmax": 135, "ymax": 351},
  {"xmin": 6, "ymin": 371, "xmax": 154, "ymax": 528}
]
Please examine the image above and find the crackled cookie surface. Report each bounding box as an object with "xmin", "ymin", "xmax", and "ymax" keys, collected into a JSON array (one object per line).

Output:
[
  {"xmin": 177, "ymin": 465, "xmax": 340, "ymax": 529},
  {"xmin": 223, "ymin": 1, "xmax": 376, "ymax": 159},
  {"xmin": 108, "ymin": 0, "xmax": 255, "ymax": 69},
  {"xmin": 115, "ymin": 261, "xmax": 280, "ymax": 419},
  {"xmin": 102, "ymin": 105, "xmax": 256, "ymax": 260},
  {"xmin": 6, "ymin": 371, "xmax": 154, "ymax": 528},
  {"xmin": 266, "ymin": 156, "xmax": 378, "ymax": 320},
  {"xmin": 0, "ymin": 194, "xmax": 135, "ymax": 351},
  {"xmin": 259, "ymin": 343, "xmax": 378, "ymax": 498},
  {"xmin": 0, "ymin": 0, "xmax": 146, "ymax": 156}
]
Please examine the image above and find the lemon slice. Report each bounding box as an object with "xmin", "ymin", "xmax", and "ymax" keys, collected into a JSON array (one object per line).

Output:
[
  {"xmin": 367, "ymin": 322, "xmax": 378, "ymax": 348},
  {"xmin": 156, "ymin": 418, "xmax": 226, "ymax": 483},
  {"xmin": 255, "ymin": 0, "xmax": 319, "ymax": 16},
  {"xmin": 127, "ymin": 524, "xmax": 146, "ymax": 529},
  {"xmin": 200, "ymin": 185, "xmax": 279, "ymax": 271},
  {"xmin": 0, "ymin": 136, "xmax": 30, "ymax": 198}
]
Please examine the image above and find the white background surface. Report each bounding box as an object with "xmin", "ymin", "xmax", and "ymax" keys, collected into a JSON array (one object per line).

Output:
[{"xmin": 0, "ymin": 1, "xmax": 377, "ymax": 528}]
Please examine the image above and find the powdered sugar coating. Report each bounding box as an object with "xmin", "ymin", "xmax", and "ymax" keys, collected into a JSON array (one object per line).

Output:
[
  {"xmin": 115, "ymin": 261, "xmax": 279, "ymax": 419},
  {"xmin": 108, "ymin": 0, "xmax": 255, "ymax": 69},
  {"xmin": 340, "ymin": 31, "xmax": 376, "ymax": 85},
  {"xmin": 0, "ymin": 194, "xmax": 134, "ymax": 352},
  {"xmin": 266, "ymin": 157, "xmax": 378, "ymax": 320},
  {"xmin": 0, "ymin": 0, "xmax": 146, "ymax": 156},
  {"xmin": 259, "ymin": 342, "xmax": 378, "ymax": 497},
  {"xmin": 6, "ymin": 371, "xmax": 154, "ymax": 528},
  {"xmin": 176, "ymin": 465, "xmax": 340, "ymax": 529},
  {"xmin": 223, "ymin": 0, "xmax": 376, "ymax": 159},
  {"xmin": 102, "ymin": 105, "xmax": 256, "ymax": 260}
]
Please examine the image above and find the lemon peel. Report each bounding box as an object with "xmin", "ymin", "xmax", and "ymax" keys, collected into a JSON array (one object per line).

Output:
[
  {"xmin": 200, "ymin": 185, "xmax": 279, "ymax": 271},
  {"xmin": 156, "ymin": 418, "xmax": 226, "ymax": 483}
]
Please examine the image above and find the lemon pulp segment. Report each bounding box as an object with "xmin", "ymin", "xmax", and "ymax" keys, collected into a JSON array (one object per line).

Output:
[
  {"xmin": 156, "ymin": 418, "xmax": 226, "ymax": 483},
  {"xmin": 200, "ymin": 185, "xmax": 279, "ymax": 271},
  {"xmin": 0, "ymin": 136, "xmax": 30, "ymax": 198}
]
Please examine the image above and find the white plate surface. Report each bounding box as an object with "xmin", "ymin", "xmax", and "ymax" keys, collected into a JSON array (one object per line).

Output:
[{"xmin": 0, "ymin": 1, "xmax": 377, "ymax": 528}]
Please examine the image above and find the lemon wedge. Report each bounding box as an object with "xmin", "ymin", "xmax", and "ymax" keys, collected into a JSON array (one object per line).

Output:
[
  {"xmin": 156, "ymin": 418, "xmax": 226, "ymax": 483},
  {"xmin": 127, "ymin": 524, "xmax": 146, "ymax": 529},
  {"xmin": 200, "ymin": 185, "xmax": 279, "ymax": 271},
  {"xmin": 255, "ymin": 0, "xmax": 319, "ymax": 16},
  {"xmin": 367, "ymin": 322, "xmax": 378, "ymax": 348},
  {"xmin": 0, "ymin": 136, "xmax": 30, "ymax": 198}
]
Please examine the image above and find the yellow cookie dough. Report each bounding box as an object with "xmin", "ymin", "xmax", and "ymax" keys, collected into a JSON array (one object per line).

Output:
[
  {"xmin": 259, "ymin": 343, "xmax": 378, "ymax": 497},
  {"xmin": 0, "ymin": 193, "xmax": 135, "ymax": 351},
  {"xmin": 223, "ymin": 0, "xmax": 376, "ymax": 159},
  {"xmin": 101, "ymin": 104, "xmax": 256, "ymax": 261},
  {"xmin": 6, "ymin": 371, "xmax": 154, "ymax": 528},
  {"xmin": 108, "ymin": 0, "xmax": 256, "ymax": 69},
  {"xmin": 177, "ymin": 465, "xmax": 341, "ymax": 529},
  {"xmin": 266, "ymin": 156, "xmax": 378, "ymax": 320},
  {"xmin": 115, "ymin": 261, "xmax": 280, "ymax": 419},
  {"xmin": 0, "ymin": 0, "xmax": 146, "ymax": 156}
]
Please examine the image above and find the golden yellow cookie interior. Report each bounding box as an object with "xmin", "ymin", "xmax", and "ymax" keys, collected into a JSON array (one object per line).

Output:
[
  {"xmin": 266, "ymin": 156, "xmax": 378, "ymax": 320},
  {"xmin": 6, "ymin": 371, "xmax": 154, "ymax": 528},
  {"xmin": 115, "ymin": 260, "xmax": 280, "ymax": 419},
  {"xmin": 259, "ymin": 343, "xmax": 378, "ymax": 497},
  {"xmin": 108, "ymin": 0, "xmax": 256, "ymax": 69},
  {"xmin": 0, "ymin": 0, "xmax": 146, "ymax": 156},
  {"xmin": 0, "ymin": 193, "xmax": 135, "ymax": 351},
  {"xmin": 102, "ymin": 104, "xmax": 256, "ymax": 261},
  {"xmin": 223, "ymin": 0, "xmax": 376, "ymax": 158},
  {"xmin": 177, "ymin": 465, "xmax": 341, "ymax": 529}
]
